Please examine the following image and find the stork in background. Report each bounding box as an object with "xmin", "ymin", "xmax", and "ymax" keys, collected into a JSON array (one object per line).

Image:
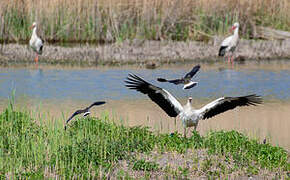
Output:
[
  {"xmin": 29, "ymin": 22, "xmax": 44, "ymax": 64},
  {"xmin": 218, "ymin": 22, "xmax": 239, "ymax": 63}
]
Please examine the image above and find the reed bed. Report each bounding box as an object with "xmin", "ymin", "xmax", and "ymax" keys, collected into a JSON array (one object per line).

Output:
[
  {"xmin": 0, "ymin": 0, "xmax": 289, "ymax": 43},
  {"xmin": 0, "ymin": 102, "xmax": 289, "ymax": 178}
]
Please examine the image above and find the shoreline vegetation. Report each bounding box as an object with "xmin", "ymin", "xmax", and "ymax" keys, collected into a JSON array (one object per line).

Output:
[
  {"xmin": 0, "ymin": 0, "xmax": 289, "ymax": 64},
  {"xmin": 0, "ymin": 0, "xmax": 289, "ymax": 42},
  {"xmin": 0, "ymin": 104, "xmax": 289, "ymax": 178}
]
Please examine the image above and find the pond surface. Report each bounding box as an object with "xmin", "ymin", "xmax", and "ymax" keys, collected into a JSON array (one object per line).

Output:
[
  {"xmin": 0, "ymin": 62, "xmax": 289, "ymax": 101},
  {"xmin": 0, "ymin": 61, "xmax": 290, "ymax": 150}
]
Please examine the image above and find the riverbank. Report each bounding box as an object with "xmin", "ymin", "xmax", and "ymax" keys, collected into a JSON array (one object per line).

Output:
[{"xmin": 0, "ymin": 37, "xmax": 290, "ymax": 65}]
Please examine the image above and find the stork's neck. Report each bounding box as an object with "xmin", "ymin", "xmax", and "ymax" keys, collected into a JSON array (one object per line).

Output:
[
  {"xmin": 233, "ymin": 27, "xmax": 239, "ymax": 36},
  {"xmin": 184, "ymin": 100, "xmax": 192, "ymax": 111},
  {"xmin": 32, "ymin": 27, "xmax": 38, "ymax": 38}
]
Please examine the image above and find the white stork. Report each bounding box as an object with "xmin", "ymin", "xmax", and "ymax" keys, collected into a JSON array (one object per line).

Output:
[
  {"xmin": 29, "ymin": 22, "xmax": 44, "ymax": 63},
  {"xmin": 125, "ymin": 73, "xmax": 262, "ymax": 137},
  {"xmin": 219, "ymin": 22, "xmax": 239, "ymax": 63},
  {"xmin": 157, "ymin": 65, "xmax": 200, "ymax": 90},
  {"xmin": 64, "ymin": 101, "xmax": 106, "ymax": 130}
]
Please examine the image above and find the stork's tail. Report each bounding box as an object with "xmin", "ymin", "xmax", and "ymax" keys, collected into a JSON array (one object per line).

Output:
[
  {"xmin": 157, "ymin": 78, "xmax": 168, "ymax": 82},
  {"xmin": 218, "ymin": 46, "xmax": 227, "ymax": 56}
]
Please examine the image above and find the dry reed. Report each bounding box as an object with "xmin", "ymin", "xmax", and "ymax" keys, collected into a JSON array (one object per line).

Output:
[{"xmin": 0, "ymin": 0, "xmax": 289, "ymax": 43}]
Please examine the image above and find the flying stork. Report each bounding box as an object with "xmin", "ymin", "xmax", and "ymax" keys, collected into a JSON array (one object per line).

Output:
[
  {"xmin": 125, "ymin": 73, "xmax": 262, "ymax": 137},
  {"xmin": 157, "ymin": 65, "xmax": 201, "ymax": 90},
  {"xmin": 64, "ymin": 101, "xmax": 106, "ymax": 130}
]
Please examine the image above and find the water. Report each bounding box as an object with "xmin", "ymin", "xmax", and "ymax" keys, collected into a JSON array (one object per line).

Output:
[{"xmin": 0, "ymin": 64, "xmax": 289, "ymax": 101}]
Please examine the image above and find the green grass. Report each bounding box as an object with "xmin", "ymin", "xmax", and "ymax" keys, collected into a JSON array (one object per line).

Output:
[
  {"xmin": 0, "ymin": 105, "xmax": 289, "ymax": 178},
  {"xmin": 132, "ymin": 159, "xmax": 159, "ymax": 171}
]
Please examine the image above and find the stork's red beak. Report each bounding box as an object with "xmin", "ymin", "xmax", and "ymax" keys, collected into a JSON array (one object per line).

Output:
[
  {"xmin": 230, "ymin": 25, "xmax": 236, "ymax": 33},
  {"xmin": 30, "ymin": 25, "xmax": 35, "ymax": 29}
]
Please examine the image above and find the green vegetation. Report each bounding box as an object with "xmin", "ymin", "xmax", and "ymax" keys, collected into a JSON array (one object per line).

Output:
[
  {"xmin": 0, "ymin": 105, "xmax": 289, "ymax": 178},
  {"xmin": 0, "ymin": 0, "xmax": 289, "ymax": 43},
  {"xmin": 132, "ymin": 159, "xmax": 159, "ymax": 171}
]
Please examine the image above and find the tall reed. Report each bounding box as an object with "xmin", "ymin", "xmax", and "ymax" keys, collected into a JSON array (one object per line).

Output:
[{"xmin": 0, "ymin": 0, "xmax": 289, "ymax": 43}]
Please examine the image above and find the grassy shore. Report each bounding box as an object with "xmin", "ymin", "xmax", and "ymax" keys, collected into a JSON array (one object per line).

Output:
[
  {"xmin": 0, "ymin": 103, "xmax": 289, "ymax": 178},
  {"xmin": 0, "ymin": 0, "xmax": 289, "ymax": 43}
]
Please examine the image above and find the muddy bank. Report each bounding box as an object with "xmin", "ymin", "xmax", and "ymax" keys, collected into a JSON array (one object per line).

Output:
[{"xmin": 0, "ymin": 37, "xmax": 290, "ymax": 65}]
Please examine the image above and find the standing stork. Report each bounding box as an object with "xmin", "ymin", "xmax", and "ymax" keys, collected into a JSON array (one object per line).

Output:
[
  {"xmin": 125, "ymin": 73, "xmax": 262, "ymax": 137},
  {"xmin": 29, "ymin": 22, "xmax": 44, "ymax": 63},
  {"xmin": 218, "ymin": 22, "xmax": 239, "ymax": 63}
]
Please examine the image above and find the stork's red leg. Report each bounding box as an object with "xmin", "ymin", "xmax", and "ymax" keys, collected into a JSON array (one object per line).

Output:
[
  {"xmin": 231, "ymin": 55, "xmax": 234, "ymax": 63},
  {"xmin": 34, "ymin": 54, "xmax": 39, "ymax": 63}
]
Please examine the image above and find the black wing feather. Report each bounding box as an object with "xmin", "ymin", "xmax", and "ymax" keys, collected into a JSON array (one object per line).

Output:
[
  {"xmin": 167, "ymin": 79, "xmax": 184, "ymax": 85},
  {"xmin": 218, "ymin": 46, "xmax": 227, "ymax": 56},
  {"xmin": 66, "ymin": 108, "xmax": 88, "ymax": 124},
  {"xmin": 157, "ymin": 78, "xmax": 168, "ymax": 82},
  {"xmin": 38, "ymin": 45, "xmax": 43, "ymax": 55},
  {"xmin": 202, "ymin": 94, "xmax": 262, "ymax": 119},
  {"xmin": 88, "ymin": 101, "xmax": 106, "ymax": 109},
  {"xmin": 125, "ymin": 73, "xmax": 180, "ymax": 117},
  {"xmin": 184, "ymin": 65, "xmax": 201, "ymax": 79},
  {"xmin": 157, "ymin": 77, "xmax": 184, "ymax": 85}
]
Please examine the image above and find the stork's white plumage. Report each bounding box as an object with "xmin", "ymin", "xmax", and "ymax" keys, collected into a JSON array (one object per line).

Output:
[
  {"xmin": 29, "ymin": 22, "xmax": 44, "ymax": 63},
  {"xmin": 125, "ymin": 73, "xmax": 262, "ymax": 137},
  {"xmin": 219, "ymin": 22, "xmax": 239, "ymax": 63}
]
